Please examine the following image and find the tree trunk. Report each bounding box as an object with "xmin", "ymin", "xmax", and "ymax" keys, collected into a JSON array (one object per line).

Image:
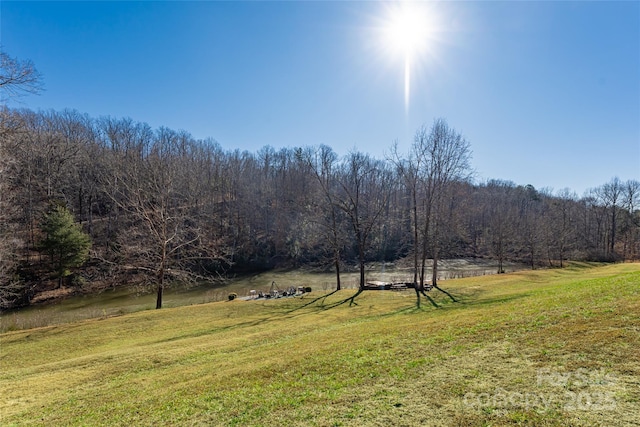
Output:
[
  {"xmin": 419, "ymin": 204, "xmax": 431, "ymax": 288},
  {"xmin": 610, "ymin": 205, "xmax": 616, "ymax": 257},
  {"xmin": 334, "ymin": 252, "xmax": 341, "ymax": 291},
  {"xmin": 431, "ymin": 219, "xmax": 439, "ymax": 287},
  {"xmin": 431, "ymin": 256, "xmax": 438, "ymax": 287},
  {"xmin": 88, "ymin": 193, "xmax": 93, "ymax": 237},
  {"xmin": 156, "ymin": 283, "xmax": 163, "ymax": 309},
  {"xmin": 156, "ymin": 257, "xmax": 165, "ymax": 309},
  {"xmin": 412, "ymin": 191, "xmax": 419, "ymax": 290}
]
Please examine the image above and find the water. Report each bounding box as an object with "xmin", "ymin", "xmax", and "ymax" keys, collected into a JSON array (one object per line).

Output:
[
  {"xmin": 0, "ymin": 270, "xmax": 357, "ymax": 332},
  {"xmin": 0, "ymin": 260, "xmax": 516, "ymax": 332}
]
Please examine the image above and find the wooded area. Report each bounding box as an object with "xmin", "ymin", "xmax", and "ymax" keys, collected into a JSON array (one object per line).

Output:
[
  {"xmin": 1, "ymin": 106, "xmax": 638, "ymax": 310},
  {"xmin": 1, "ymin": 53, "xmax": 638, "ymax": 310}
]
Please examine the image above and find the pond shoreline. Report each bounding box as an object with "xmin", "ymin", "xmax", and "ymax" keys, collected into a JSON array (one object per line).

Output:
[{"xmin": 2, "ymin": 258, "xmax": 527, "ymax": 332}]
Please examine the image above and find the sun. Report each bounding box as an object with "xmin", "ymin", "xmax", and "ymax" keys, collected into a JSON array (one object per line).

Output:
[
  {"xmin": 379, "ymin": 1, "xmax": 436, "ymax": 114},
  {"xmin": 383, "ymin": 3, "xmax": 428, "ymax": 61}
]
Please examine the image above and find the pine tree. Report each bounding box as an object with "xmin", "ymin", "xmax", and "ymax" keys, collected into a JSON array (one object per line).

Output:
[{"xmin": 40, "ymin": 204, "xmax": 91, "ymax": 288}]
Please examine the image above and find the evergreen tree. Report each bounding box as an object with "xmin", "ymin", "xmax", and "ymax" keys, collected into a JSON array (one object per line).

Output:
[{"xmin": 40, "ymin": 204, "xmax": 91, "ymax": 288}]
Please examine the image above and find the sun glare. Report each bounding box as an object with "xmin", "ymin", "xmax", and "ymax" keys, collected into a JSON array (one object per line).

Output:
[
  {"xmin": 379, "ymin": 1, "xmax": 436, "ymax": 114},
  {"xmin": 384, "ymin": 4, "xmax": 428, "ymax": 60}
]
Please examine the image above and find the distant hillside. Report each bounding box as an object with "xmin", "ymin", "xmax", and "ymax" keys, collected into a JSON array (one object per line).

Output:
[{"xmin": 2, "ymin": 109, "xmax": 638, "ymax": 311}]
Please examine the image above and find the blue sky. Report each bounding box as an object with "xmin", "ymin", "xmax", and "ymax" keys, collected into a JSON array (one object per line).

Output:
[{"xmin": 2, "ymin": 1, "xmax": 639, "ymax": 196}]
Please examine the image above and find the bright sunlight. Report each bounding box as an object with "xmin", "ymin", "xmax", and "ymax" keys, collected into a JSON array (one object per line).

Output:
[
  {"xmin": 384, "ymin": 4, "xmax": 428, "ymax": 58},
  {"xmin": 380, "ymin": 1, "xmax": 437, "ymax": 114}
]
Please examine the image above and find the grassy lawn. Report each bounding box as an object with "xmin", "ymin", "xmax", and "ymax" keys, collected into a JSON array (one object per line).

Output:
[{"xmin": 1, "ymin": 262, "xmax": 638, "ymax": 426}]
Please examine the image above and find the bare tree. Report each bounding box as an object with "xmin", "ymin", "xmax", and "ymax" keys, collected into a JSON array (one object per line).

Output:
[
  {"xmin": 484, "ymin": 180, "xmax": 517, "ymax": 272},
  {"xmin": 0, "ymin": 110, "xmax": 29, "ymax": 308},
  {"xmin": 594, "ymin": 177, "xmax": 624, "ymax": 259},
  {"xmin": 412, "ymin": 120, "xmax": 472, "ymax": 299},
  {"xmin": 549, "ymin": 188, "xmax": 578, "ymax": 267},
  {"xmin": 303, "ymin": 145, "xmax": 346, "ymax": 290},
  {"xmin": 101, "ymin": 123, "xmax": 224, "ymax": 308},
  {"xmin": 335, "ymin": 152, "xmax": 393, "ymax": 290},
  {"xmin": 0, "ymin": 53, "xmax": 42, "ymax": 308},
  {"xmin": 390, "ymin": 142, "xmax": 424, "ymax": 302},
  {"xmin": 0, "ymin": 52, "xmax": 43, "ymax": 101},
  {"xmin": 621, "ymin": 179, "xmax": 640, "ymax": 260},
  {"xmin": 604, "ymin": 177, "xmax": 624, "ymax": 258}
]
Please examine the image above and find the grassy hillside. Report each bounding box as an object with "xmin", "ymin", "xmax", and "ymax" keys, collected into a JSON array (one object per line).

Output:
[{"xmin": 1, "ymin": 263, "xmax": 639, "ymax": 426}]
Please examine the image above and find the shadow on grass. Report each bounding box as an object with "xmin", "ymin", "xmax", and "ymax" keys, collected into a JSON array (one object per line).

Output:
[
  {"xmin": 289, "ymin": 288, "xmax": 367, "ymax": 312},
  {"xmin": 321, "ymin": 288, "xmax": 364, "ymax": 309},
  {"xmin": 433, "ymin": 285, "xmax": 458, "ymax": 302},
  {"xmin": 459, "ymin": 293, "xmax": 530, "ymax": 307},
  {"xmin": 418, "ymin": 290, "xmax": 439, "ymax": 308},
  {"xmin": 152, "ymin": 289, "xmax": 363, "ymax": 344},
  {"xmin": 378, "ymin": 304, "xmax": 432, "ymax": 317},
  {"xmin": 286, "ymin": 289, "xmax": 340, "ymax": 313},
  {"xmin": 414, "ymin": 285, "xmax": 462, "ymax": 309},
  {"xmin": 152, "ymin": 286, "xmax": 469, "ymax": 345}
]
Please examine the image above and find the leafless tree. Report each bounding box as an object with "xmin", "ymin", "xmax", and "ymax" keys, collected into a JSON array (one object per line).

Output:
[
  {"xmin": 549, "ymin": 188, "xmax": 579, "ymax": 267},
  {"xmin": 0, "ymin": 51, "xmax": 43, "ymax": 101},
  {"xmin": 0, "ymin": 111, "xmax": 28, "ymax": 307},
  {"xmin": 620, "ymin": 179, "xmax": 640, "ymax": 260},
  {"xmin": 101, "ymin": 124, "xmax": 225, "ymax": 308},
  {"xmin": 303, "ymin": 145, "xmax": 347, "ymax": 289},
  {"xmin": 412, "ymin": 120, "xmax": 472, "ymax": 301},
  {"xmin": 483, "ymin": 180, "xmax": 517, "ymax": 272},
  {"xmin": 0, "ymin": 52, "xmax": 42, "ymax": 307},
  {"xmin": 594, "ymin": 177, "xmax": 624, "ymax": 259},
  {"xmin": 335, "ymin": 152, "xmax": 393, "ymax": 290}
]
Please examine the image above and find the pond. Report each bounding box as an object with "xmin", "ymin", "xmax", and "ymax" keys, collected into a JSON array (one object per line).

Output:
[{"xmin": 0, "ymin": 259, "xmax": 517, "ymax": 332}]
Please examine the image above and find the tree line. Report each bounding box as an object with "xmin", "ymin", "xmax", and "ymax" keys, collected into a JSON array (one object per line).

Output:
[
  {"xmin": 1, "ymin": 53, "xmax": 638, "ymax": 308},
  {"xmin": 1, "ymin": 107, "xmax": 638, "ymax": 309}
]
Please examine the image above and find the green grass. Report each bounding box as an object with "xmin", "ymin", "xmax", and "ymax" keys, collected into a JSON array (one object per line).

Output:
[{"xmin": 1, "ymin": 263, "xmax": 639, "ymax": 426}]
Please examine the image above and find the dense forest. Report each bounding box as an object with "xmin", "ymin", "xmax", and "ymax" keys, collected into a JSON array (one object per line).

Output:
[
  {"xmin": 1, "ymin": 107, "xmax": 638, "ymax": 310},
  {"xmin": 1, "ymin": 54, "xmax": 638, "ymax": 310}
]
